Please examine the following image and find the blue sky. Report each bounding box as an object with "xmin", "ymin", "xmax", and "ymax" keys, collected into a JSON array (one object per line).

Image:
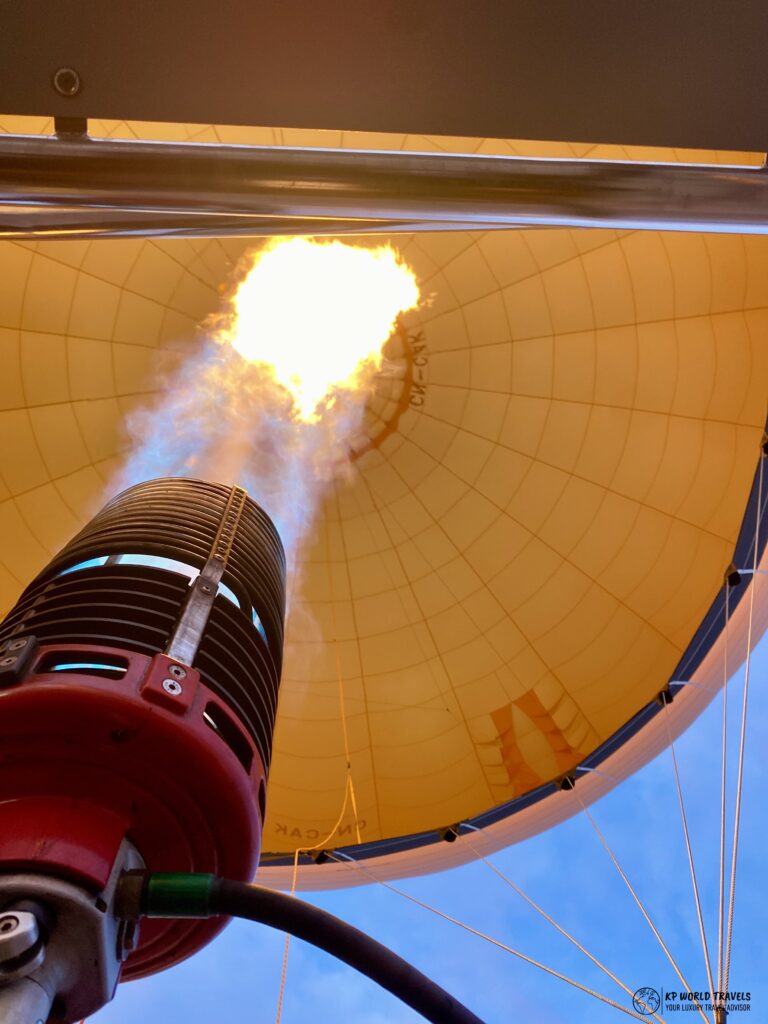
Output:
[{"xmin": 93, "ymin": 630, "xmax": 767, "ymax": 1024}]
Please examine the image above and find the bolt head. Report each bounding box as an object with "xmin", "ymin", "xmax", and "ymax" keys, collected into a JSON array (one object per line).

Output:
[
  {"xmin": 52, "ymin": 66, "xmax": 82, "ymax": 97},
  {"xmin": 0, "ymin": 656, "xmax": 16, "ymax": 667},
  {"xmin": 0, "ymin": 909, "xmax": 42, "ymax": 977},
  {"xmin": 168, "ymin": 664, "xmax": 187, "ymax": 680},
  {"xmin": 7, "ymin": 639, "xmax": 26, "ymax": 651},
  {"xmin": 162, "ymin": 678, "xmax": 183, "ymax": 696}
]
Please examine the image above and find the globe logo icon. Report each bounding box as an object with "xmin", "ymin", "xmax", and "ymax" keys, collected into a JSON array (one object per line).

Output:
[{"xmin": 633, "ymin": 988, "xmax": 661, "ymax": 1014}]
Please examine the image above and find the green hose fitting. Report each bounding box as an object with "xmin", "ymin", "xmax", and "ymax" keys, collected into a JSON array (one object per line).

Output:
[{"xmin": 143, "ymin": 873, "xmax": 217, "ymax": 919}]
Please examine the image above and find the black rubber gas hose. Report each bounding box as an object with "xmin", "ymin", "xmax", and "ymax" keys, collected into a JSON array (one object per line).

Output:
[{"xmin": 133, "ymin": 873, "xmax": 486, "ymax": 1024}]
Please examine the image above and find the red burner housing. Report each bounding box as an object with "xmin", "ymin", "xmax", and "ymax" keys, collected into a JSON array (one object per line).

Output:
[{"xmin": 0, "ymin": 479, "xmax": 286, "ymax": 977}]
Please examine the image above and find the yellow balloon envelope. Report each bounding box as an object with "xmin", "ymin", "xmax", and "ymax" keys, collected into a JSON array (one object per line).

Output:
[{"xmin": 1, "ymin": 116, "xmax": 767, "ymax": 888}]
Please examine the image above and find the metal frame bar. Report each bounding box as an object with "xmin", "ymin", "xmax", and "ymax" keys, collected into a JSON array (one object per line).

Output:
[{"xmin": 1, "ymin": 131, "xmax": 767, "ymax": 240}]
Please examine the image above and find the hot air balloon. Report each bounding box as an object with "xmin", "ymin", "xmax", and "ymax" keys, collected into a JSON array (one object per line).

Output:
[
  {"xmin": 2, "ymin": 112, "xmax": 766, "ymax": 858},
  {"xmin": 1, "ymin": 6, "xmax": 767, "ymax": 1018}
]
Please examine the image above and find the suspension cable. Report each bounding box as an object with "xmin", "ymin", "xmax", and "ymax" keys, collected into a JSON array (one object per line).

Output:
[
  {"xmin": 275, "ymin": 775, "xmax": 356, "ymax": 1023},
  {"xmin": 130, "ymin": 873, "xmax": 485, "ymax": 1024},
  {"xmin": 572, "ymin": 792, "xmax": 709, "ymax": 1024},
  {"xmin": 329, "ymin": 852, "xmax": 666, "ymax": 1023},
  {"xmin": 723, "ymin": 454, "xmax": 764, "ymax": 993},
  {"xmin": 716, "ymin": 586, "xmax": 730, "ymax": 1004},
  {"xmin": 461, "ymin": 825, "xmax": 666, "ymax": 1024},
  {"xmin": 661, "ymin": 700, "xmax": 716, "ymax": 1005},
  {"xmin": 274, "ymin": 511, "xmax": 364, "ymax": 1022}
]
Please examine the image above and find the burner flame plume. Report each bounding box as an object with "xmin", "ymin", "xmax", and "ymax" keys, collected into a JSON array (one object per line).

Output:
[{"xmin": 115, "ymin": 237, "xmax": 420, "ymax": 576}]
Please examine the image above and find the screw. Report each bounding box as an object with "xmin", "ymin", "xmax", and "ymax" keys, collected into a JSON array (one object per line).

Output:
[
  {"xmin": 162, "ymin": 678, "xmax": 182, "ymax": 696},
  {"xmin": 52, "ymin": 66, "xmax": 82, "ymax": 97},
  {"xmin": 7, "ymin": 639, "xmax": 26, "ymax": 651},
  {"xmin": 0, "ymin": 656, "xmax": 16, "ymax": 667},
  {"xmin": 0, "ymin": 915, "xmax": 18, "ymax": 934},
  {"xmin": 168, "ymin": 664, "xmax": 187, "ymax": 680},
  {"xmin": 200, "ymin": 584, "xmax": 212, "ymax": 594}
]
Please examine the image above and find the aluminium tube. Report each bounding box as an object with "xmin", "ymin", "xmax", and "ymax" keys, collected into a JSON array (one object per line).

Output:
[
  {"xmin": 0, "ymin": 132, "xmax": 767, "ymax": 239},
  {"xmin": 0, "ymin": 977, "xmax": 54, "ymax": 1024}
]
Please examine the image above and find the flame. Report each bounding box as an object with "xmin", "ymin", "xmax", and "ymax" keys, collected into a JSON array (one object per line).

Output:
[
  {"xmin": 224, "ymin": 238, "xmax": 420, "ymax": 421},
  {"xmin": 118, "ymin": 237, "xmax": 420, "ymax": 573}
]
